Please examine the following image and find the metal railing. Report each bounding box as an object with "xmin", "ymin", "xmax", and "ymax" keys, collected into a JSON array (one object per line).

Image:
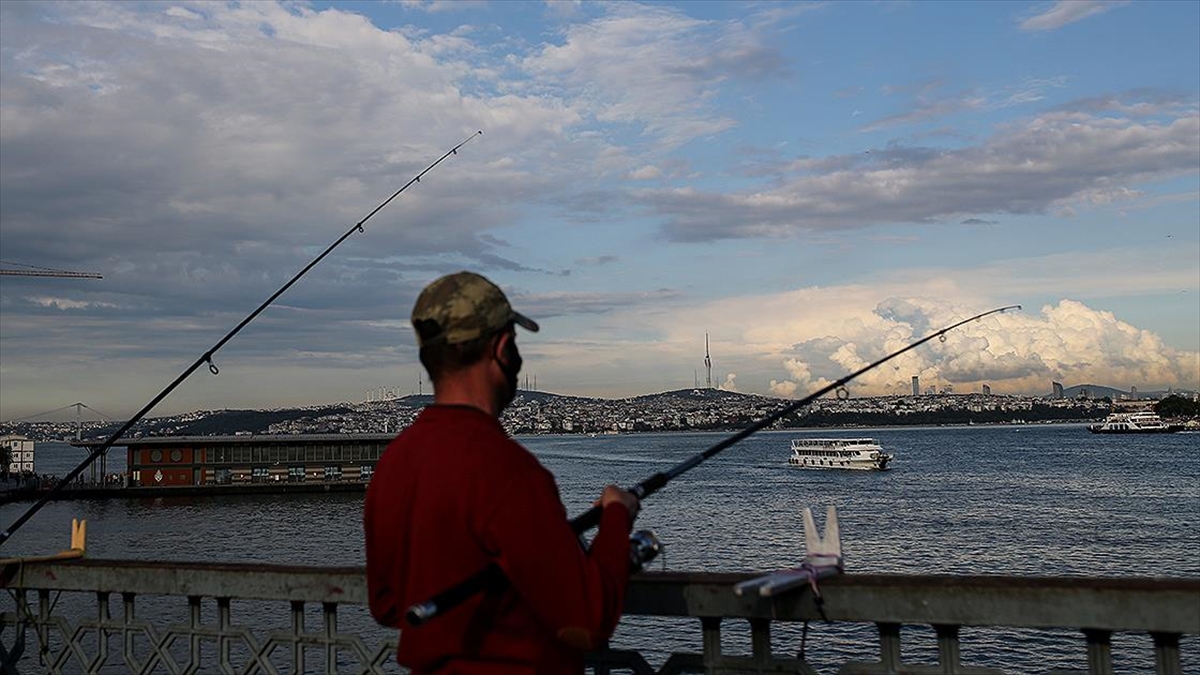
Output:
[{"xmin": 2, "ymin": 559, "xmax": 1197, "ymax": 674}]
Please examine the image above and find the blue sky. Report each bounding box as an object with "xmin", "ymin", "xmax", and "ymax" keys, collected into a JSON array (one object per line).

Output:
[{"xmin": 1, "ymin": 0, "xmax": 1197, "ymax": 420}]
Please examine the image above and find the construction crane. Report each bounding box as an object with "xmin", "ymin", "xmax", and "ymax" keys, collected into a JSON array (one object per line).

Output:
[{"xmin": 0, "ymin": 260, "xmax": 102, "ymax": 279}]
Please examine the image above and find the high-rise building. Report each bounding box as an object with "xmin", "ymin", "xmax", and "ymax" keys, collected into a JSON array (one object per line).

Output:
[
  {"xmin": 982, "ymin": 384, "xmax": 991, "ymax": 396},
  {"xmin": 912, "ymin": 376, "xmax": 920, "ymax": 396},
  {"xmin": 1052, "ymin": 381, "xmax": 1064, "ymax": 399}
]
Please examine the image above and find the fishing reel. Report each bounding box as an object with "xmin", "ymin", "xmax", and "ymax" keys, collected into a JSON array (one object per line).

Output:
[{"xmin": 629, "ymin": 529, "xmax": 663, "ymax": 573}]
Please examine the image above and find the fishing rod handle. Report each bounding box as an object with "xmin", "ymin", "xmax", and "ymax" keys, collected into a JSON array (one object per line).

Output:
[{"xmin": 404, "ymin": 563, "xmax": 505, "ymax": 626}]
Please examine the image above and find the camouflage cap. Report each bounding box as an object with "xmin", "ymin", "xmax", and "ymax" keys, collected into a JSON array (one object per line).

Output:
[{"xmin": 410, "ymin": 271, "xmax": 539, "ymax": 347}]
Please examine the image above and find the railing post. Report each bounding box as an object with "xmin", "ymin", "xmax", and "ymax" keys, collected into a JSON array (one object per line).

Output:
[
  {"xmin": 701, "ymin": 616, "xmax": 722, "ymax": 669},
  {"xmin": 218, "ymin": 596, "xmax": 234, "ymax": 674},
  {"xmin": 1, "ymin": 590, "xmax": 30, "ymax": 672},
  {"xmin": 291, "ymin": 600, "xmax": 306, "ymax": 674},
  {"xmin": 1083, "ymin": 629, "xmax": 1113, "ymax": 675},
  {"xmin": 120, "ymin": 592, "xmax": 142, "ymax": 673},
  {"xmin": 877, "ymin": 621, "xmax": 902, "ymax": 670},
  {"xmin": 190, "ymin": 595, "xmax": 209, "ymax": 674},
  {"xmin": 37, "ymin": 589, "xmax": 50, "ymax": 670},
  {"xmin": 323, "ymin": 602, "xmax": 338, "ymax": 674},
  {"xmin": 93, "ymin": 591, "xmax": 110, "ymax": 671},
  {"xmin": 749, "ymin": 617, "xmax": 772, "ymax": 665},
  {"xmin": 933, "ymin": 624, "xmax": 961, "ymax": 671},
  {"xmin": 1151, "ymin": 632, "xmax": 1181, "ymax": 675},
  {"xmin": 191, "ymin": 596, "xmax": 205, "ymax": 673}
]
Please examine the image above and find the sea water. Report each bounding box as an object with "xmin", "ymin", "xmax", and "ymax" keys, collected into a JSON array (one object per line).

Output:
[{"xmin": 4, "ymin": 425, "xmax": 1198, "ymax": 672}]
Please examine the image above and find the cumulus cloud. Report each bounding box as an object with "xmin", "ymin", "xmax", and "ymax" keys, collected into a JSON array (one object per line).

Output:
[
  {"xmin": 1019, "ymin": 1, "xmax": 1129, "ymax": 32},
  {"xmin": 719, "ymin": 373, "xmax": 739, "ymax": 392},
  {"xmin": 530, "ymin": 261, "xmax": 1198, "ymax": 402},
  {"xmin": 764, "ymin": 298, "xmax": 1198, "ymax": 398},
  {"xmin": 642, "ymin": 99, "xmax": 1199, "ymax": 241},
  {"xmin": 0, "ymin": 1, "xmax": 613, "ymax": 416},
  {"xmin": 0, "ymin": 5, "xmax": 599, "ymax": 328},
  {"xmin": 768, "ymin": 379, "xmax": 797, "ymax": 397}
]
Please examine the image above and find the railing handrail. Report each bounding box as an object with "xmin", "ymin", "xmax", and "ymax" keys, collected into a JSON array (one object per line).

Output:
[{"xmin": 4, "ymin": 558, "xmax": 1198, "ymax": 634}]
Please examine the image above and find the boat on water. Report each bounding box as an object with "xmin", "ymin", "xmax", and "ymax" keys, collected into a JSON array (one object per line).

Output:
[
  {"xmin": 1087, "ymin": 410, "xmax": 1180, "ymax": 434},
  {"xmin": 788, "ymin": 438, "xmax": 892, "ymax": 471}
]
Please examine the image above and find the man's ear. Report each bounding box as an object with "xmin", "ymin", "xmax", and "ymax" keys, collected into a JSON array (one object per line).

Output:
[{"xmin": 491, "ymin": 329, "xmax": 512, "ymax": 361}]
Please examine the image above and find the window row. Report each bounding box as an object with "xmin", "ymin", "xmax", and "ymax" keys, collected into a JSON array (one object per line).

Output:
[
  {"xmin": 210, "ymin": 464, "xmax": 374, "ymax": 484},
  {"xmin": 197, "ymin": 444, "xmax": 388, "ymax": 464}
]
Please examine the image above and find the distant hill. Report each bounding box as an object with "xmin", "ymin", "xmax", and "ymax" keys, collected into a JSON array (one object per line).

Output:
[
  {"xmin": 623, "ymin": 387, "xmax": 768, "ymax": 404},
  {"xmin": 172, "ymin": 406, "xmax": 357, "ymax": 435},
  {"xmin": 8, "ymin": 384, "xmax": 1194, "ymax": 443},
  {"xmin": 84, "ymin": 404, "xmax": 357, "ymax": 439}
]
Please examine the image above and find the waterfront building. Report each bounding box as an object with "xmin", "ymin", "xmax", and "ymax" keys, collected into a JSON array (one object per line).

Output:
[
  {"xmin": 78, "ymin": 434, "xmax": 393, "ymax": 487},
  {"xmin": 1, "ymin": 435, "xmax": 35, "ymax": 474}
]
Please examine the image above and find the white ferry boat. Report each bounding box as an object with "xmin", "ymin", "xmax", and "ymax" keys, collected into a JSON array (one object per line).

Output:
[
  {"xmin": 788, "ymin": 438, "xmax": 892, "ymax": 471},
  {"xmin": 1087, "ymin": 411, "xmax": 1179, "ymax": 434}
]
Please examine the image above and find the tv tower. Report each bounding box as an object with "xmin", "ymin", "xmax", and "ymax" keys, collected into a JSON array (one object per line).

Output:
[{"xmin": 705, "ymin": 333, "xmax": 713, "ymax": 389}]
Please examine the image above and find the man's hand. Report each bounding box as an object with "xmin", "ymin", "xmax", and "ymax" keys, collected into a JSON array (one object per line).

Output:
[{"xmin": 598, "ymin": 484, "xmax": 639, "ymax": 519}]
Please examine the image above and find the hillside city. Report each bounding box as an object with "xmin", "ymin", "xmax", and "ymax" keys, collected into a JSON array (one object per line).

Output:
[{"xmin": 4, "ymin": 384, "xmax": 1198, "ymax": 443}]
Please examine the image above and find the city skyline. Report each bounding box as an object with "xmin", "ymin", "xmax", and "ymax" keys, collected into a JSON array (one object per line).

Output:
[{"xmin": 1, "ymin": 1, "xmax": 1198, "ymax": 420}]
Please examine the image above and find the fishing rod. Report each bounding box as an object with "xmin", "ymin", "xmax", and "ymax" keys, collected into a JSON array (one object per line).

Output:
[
  {"xmin": 406, "ymin": 303, "xmax": 1021, "ymax": 625},
  {"xmin": 0, "ymin": 132, "xmax": 483, "ymax": 547}
]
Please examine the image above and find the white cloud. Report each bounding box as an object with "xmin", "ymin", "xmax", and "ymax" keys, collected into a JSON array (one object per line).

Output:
[
  {"xmin": 629, "ymin": 165, "xmax": 663, "ymax": 180},
  {"xmin": 748, "ymin": 296, "xmax": 1196, "ymax": 398},
  {"xmin": 1019, "ymin": 1, "xmax": 1129, "ymax": 32},
  {"xmin": 0, "ymin": 1, "xmax": 596, "ymax": 309},
  {"xmin": 859, "ymin": 92, "xmax": 986, "ymax": 132},
  {"xmin": 399, "ymin": 0, "xmax": 489, "ymax": 13},
  {"xmin": 27, "ymin": 296, "xmax": 119, "ymax": 311},
  {"xmin": 517, "ymin": 265, "xmax": 1198, "ymax": 400},
  {"xmin": 768, "ymin": 379, "xmax": 797, "ymax": 397},
  {"xmin": 643, "ymin": 104, "xmax": 1200, "ymax": 241},
  {"xmin": 519, "ymin": 3, "xmax": 787, "ymax": 148},
  {"xmin": 861, "ymin": 76, "xmax": 1077, "ymax": 132},
  {"xmin": 719, "ymin": 373, "xmax": 739, "ymax": 392}
]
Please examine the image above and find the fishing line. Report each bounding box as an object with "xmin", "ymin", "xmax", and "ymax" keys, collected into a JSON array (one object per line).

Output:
[
  {"xmin": 0, "ymin": 131, "xmax": 483, "ymax": 546},
  {"xmin": 405, "ymin": 304, "xmax": 1022, "ymax": 625}
]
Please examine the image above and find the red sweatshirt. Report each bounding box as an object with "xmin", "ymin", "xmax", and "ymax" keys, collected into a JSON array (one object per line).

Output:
[{"xmin": 364, "ymin": 405, "xmax": 633, "ymax": 674}]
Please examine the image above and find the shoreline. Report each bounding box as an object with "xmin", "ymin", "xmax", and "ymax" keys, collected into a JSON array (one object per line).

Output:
[{"xmin": 0, "ymin": 480, "xmax": 367, "ymax": 505}]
